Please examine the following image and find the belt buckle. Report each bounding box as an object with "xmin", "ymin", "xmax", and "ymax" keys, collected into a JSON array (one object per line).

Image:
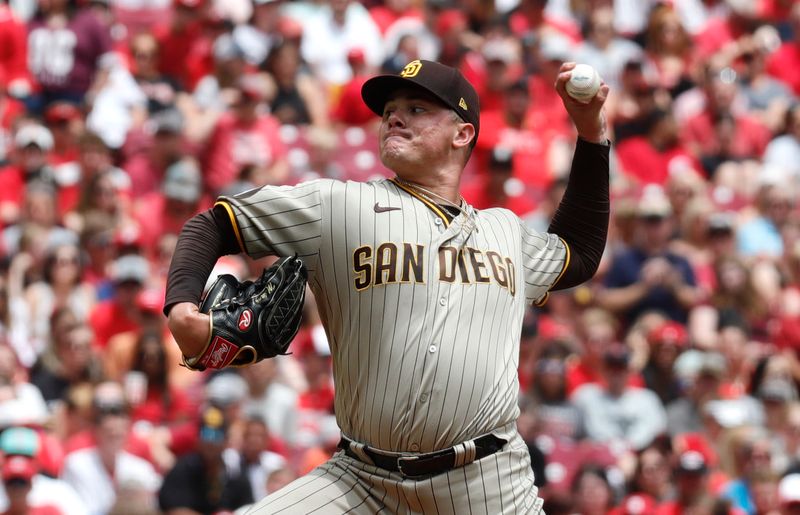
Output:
[{"xmin": 396, "ymin": 455, "xmax": 423, "ymax": 478}]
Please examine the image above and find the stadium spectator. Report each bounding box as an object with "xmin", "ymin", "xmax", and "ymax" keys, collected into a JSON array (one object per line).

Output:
[
  {"xmin": 158, "ymin": 405, "xmax": 253, "ymax": 513},
  {"xmin": 262, "ymin": 39, "xmax": 329, "ymax": 127},
  {"xmin": 25, "ymin": 0, "xmax": 114, "ymax": 112},
  {"xmin": 202, "ymin": 74, "xmax": 289, "ymax": 194},
  {"xmin": 61, "ymin": 381, "xmax": 162, "ymax": 514},
  {"xmin": 572, "ymin": 342, "xmax": 667, "ymax": 452},
  {"xmin": 598, "ymin": 187, "xmax": 701, "ymax": 326}
]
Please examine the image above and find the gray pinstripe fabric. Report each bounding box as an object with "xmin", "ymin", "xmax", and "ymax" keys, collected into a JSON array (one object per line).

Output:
[{"xmin": 220, "ymin": 178, "xmax": 564, "ymax": 512}]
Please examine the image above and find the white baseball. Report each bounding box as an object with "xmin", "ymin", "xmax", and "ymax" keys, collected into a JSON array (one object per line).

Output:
[{"xmin": 566, "ymin": 64, "xmax": 601, "ymax": 103}]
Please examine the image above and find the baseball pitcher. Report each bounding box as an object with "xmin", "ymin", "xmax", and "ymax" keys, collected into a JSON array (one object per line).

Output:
[{"xmin": 164, "ymin": 60, "xmax": 610, "ymax": 514}]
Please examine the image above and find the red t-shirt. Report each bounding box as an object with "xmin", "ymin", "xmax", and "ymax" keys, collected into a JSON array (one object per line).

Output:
[
  {"xmin": 133, "ymin": 191, "xmax": 211, "ymax": 251},
  {"xmin": 507, "ymin": 11, "xmax": 580, "ymax": 42},
  {"xmin": 476, "ymin": 110, "xmax": 557, "ymax": 194},
  {"xmin": 681, "ymin": 110, "xmax": 771, "ymax": 160},
  {"xmin": 615, "ymin": 136, "xmax": 699, "ymax": 186},
  {"xmin": 153, "ymin": 21, "xmax": 204, "ymax": 89},
  {"xmin": 0, "ymin": 6, "xmax": 31, "ymax": 89},
  {"xmin": 89, "ymin": 301, "xmax": 140, "ymax": 349},
  {"xmin": 203, "ymin": 112, "xmax": 287, "ymax": 194},
  {"xmin": 693, "ymin": 17, "xmax": 744, "ymax": 60},
  {"xmin": 0, "ymin": 165, "xmax": 24, "ymax": 215},
  {"xmin": 368, "ymin": 6, "xmax": 422, "ymax": 34},
  {"xmin": 565, "ymin": 359, "xmax": 645, "ymax": 396},
  {"xmin": 529, "ymin": 75, "xmax": 573, "ymax": 139},
  {"xmin": 461, "ymin": 177, "xmax": 537, "ymax": 217},
  {"xmin": 331, "ymin": 75, "xmax": 375, "ymax": 126},
  {"xmin": 130, "ymin": 385, "xmax": 196, "ymax": 427},
  {"xmin": 766, "ymin": 41, "xmax": 800, "ymax": 96},
  {"xmin": 3, "ymin": 505, "xmax": 64, "ymax": 515}
]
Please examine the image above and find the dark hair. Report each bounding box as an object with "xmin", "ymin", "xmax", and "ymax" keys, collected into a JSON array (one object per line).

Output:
[
  {"xmin": 131, "ymin": 330, "xmax": 170, "ymax": 415},
  {"xmin": 571, "ymin": 463, "xmax": 611, "ymax": 494}
]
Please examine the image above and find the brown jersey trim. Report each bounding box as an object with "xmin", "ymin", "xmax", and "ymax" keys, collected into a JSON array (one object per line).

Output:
[
  {"xmin": 214, "ymin": 200, "xmax": 246, "ymax": 253},
  {"xmin": 390, "ymin": 178, "xmax": 451, "ymax": 228}
]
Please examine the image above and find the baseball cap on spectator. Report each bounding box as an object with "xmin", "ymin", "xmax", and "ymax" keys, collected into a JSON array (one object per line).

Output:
[
  {"xmin": 2, "ymin": 456, "xmax": 37, "ymax": 483},
  {"xmin": 538, "ymin": 35, "xmax": 572, "ymax": 62},
  {"xmin": 277, "ymin": 17, "xmax": 303, "ymax": 40},
  {"xmin": 347, "ymin": 48, "xmax": 366, "ymax": 67},
  {"xmin": 677, "ymin": 450, "xmax": 708, "ymax": 475},
  {"xmin": 637, "ymin": 185, "xmax": 672, "ymax": 219},
  {"xmin": 163, "ymin": 159, "xmax": 202, "ymax": 203},
  {"xmin": 213, "ymin": 34, "xmax": 246, "ymax": 62},
  {"xmin": 14, "ymin": 124, "xmax": 54, "ymax": 151},
  {"xmin": 707, "ymin": 211, "xmax": 735, "ymax": 235},
  {"xmin": 92, "ymin": 381, "xmax": 129, "ymax": 416},
  {"xmin": 361, "ymin": 59, "xmax": 481, "ymax": 139},
  {"xmin": 206, "ymin": 373, "xmax": 248, "ymax": 407},
  {"xmin": 649, "ymin": 321, "xmax": 688, "ymax": 347},
  {"xmin": 674, "ymin": 350, "xmax": 726, "ymax": 382},
  {"xmin": 0, "ymin": 427, "xmax": 40, "ymax": 458},
  {"xmin": 114, "ymin": 225, "xmax": 145, "ymax": 252},
  {"xmin": 757, "ymin": 378, "xmax": 798, "ymax": 404},
  {"xmin": 112, "ymin": 255, "xmax": 150, "ymax": 284},
  {"xmin": 44, "ymin": 102, "xmax": 82, "ymax": 125},
  {"xmin": 136, "ymin": 286, "xmax": 165, "ymax": 315},
  {"xmin": 704, "ymin": 399, "xmax": 749, "ymax": 428},
  {"xmin": 482, "ymin": 39, "xmax": 517, "ymax": 65},
  {"xmin": 199, "ymin": 406, "xmax": 228, "ymax": 443},
  {"xmin": 780, "ymin": 474, "xmax": 800, "ymax": 505},
  {"xmin": 237, "ymin": 74, "xmax": 268, "ymax": 102},
  {"xmin": 151, "ymin": 108, "xmax": 184, "ymax": 136},
  {"xmin": 434, "ymin": 9, "xmax": 467, "ymax": 37}
]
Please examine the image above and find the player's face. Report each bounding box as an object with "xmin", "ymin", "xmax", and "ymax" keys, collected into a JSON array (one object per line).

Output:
[{"xmin": 378, "ymin": 88, "xmax": 463, "ymax": 178}]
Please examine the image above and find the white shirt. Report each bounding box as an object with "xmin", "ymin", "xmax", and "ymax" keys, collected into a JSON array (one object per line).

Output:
[
  {"xmin": 223, "ymin": 449, "xmax": 287, "ymax": 501},
  {"xmin": 300, "ymin": 3, "xmax": 384, "ymax": 85},
  {"xmin": 0, "ymin": 474, "xmax": 88, "ymax": 515},
  {"xmin": 61, "ymin": 448, "xmax": 161, "ymax": 515}
]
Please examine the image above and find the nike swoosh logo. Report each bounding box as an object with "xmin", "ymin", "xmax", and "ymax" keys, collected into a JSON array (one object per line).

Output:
[{"xmin": 374, "ymin": 202, "xmax": 401, "ymax": 213}]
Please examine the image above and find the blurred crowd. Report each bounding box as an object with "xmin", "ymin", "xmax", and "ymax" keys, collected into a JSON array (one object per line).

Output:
[{"xmin": 0, "ymin": 0, "xmax": 799, "ymax": 513}]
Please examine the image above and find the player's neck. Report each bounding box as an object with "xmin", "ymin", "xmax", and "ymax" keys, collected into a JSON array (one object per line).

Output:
[{"xmin": 394, "ymin": 176, "xmax": 461, "ymax": 206}]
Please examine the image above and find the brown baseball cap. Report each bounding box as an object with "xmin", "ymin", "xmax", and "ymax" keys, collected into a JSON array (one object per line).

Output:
[{"xmin": 361, "ymin": 59, "xmax": 480, "ymax": 138}]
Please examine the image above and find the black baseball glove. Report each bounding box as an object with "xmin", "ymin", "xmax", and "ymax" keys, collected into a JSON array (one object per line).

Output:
[{"xmin": 182, "ymin": 255, "xmax": 308, "ymax": 371}]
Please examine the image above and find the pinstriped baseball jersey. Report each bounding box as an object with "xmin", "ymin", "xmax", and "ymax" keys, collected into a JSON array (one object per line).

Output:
[{"xmin": 217, "ymin": 176, "xmax": 568, "ymax": 453}]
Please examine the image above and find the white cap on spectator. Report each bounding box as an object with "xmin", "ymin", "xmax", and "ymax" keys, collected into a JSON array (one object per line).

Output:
[
  {"xmin": 482, "ymin": 39, "xmax": 518, "ymax": 64},
  {"xmin": 779, "ymin": 473, "xmax": 800, "ymax": 503},
  {"xmin": 15, "ymin": 124, "xmax": 54, "ymax": 151},
  {"xmin": 206, "ymin": 373, "xmax": 249, "ymax": 407},
  {"xmin": 539, "ymin": 35, "xmax": 572, "ymax": 62},
  {"xmin": 112, "ymin": 255, "xmax": 150, "ymax": 284},
  {"xmin": 163, "ymin": 159, "xmax": 202, "ymax": 203}
]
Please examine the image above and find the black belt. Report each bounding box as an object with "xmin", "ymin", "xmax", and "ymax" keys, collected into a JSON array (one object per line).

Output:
[{"xmin": 338, "ymin": 434, "xmax": 507, "ymax": 479}]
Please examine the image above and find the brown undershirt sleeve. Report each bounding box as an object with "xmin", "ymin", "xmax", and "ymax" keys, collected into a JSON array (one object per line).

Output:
[{"xmin": 163, "ymin": 205, "xmax": 243, "ymax": 316}]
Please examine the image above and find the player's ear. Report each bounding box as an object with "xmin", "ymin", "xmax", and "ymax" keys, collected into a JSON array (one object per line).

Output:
[{"xmin": 452, "ymin": 122, "xmax": 476, "ymax": 151}]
